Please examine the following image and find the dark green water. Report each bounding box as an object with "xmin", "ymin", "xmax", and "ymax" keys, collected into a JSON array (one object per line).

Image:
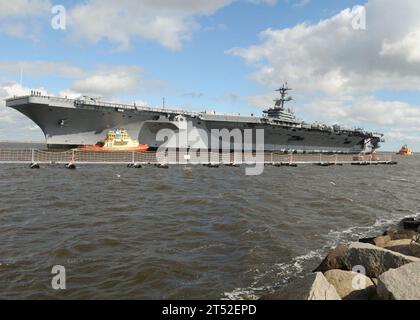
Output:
[{"xmin": 0, "ymin": 143, "xmax": 418, "ymax": 299}]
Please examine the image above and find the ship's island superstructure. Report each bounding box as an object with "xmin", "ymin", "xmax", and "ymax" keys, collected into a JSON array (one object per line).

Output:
[{"xmin": 5, "ymin": 85, "xmax": 383, "ymax": 153}]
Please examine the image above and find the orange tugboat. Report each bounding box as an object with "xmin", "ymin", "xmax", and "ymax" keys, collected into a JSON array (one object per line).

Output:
[
  {"xmin": 398, "ymin": 145, "xmax": 413, "ymax": 156},
  {"xmin": 79, "ymin": 129, "xmax": 148, "ymax": 152}
]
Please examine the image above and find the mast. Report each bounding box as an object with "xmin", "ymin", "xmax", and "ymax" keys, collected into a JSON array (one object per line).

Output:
[
  {"xmin": 274, "ymin": 83, "xmax": 292, "ymax": 109},
  {"xmin": 263, "ymin": 82, "xmax": 297, "ymax": 121}
]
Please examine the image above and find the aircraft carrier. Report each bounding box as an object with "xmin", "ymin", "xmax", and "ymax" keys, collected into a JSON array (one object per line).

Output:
[{"xmin": 5, "ymin": 85, "xmax": 383, "ymax": 153}]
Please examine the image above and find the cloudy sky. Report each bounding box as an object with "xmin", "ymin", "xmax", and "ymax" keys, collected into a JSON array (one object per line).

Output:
[{"xmin": 0, "ymin": 0, "xmax": 419, "ymax": 151}]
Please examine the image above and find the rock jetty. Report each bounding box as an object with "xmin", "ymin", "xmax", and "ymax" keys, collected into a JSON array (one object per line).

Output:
[{"xmin": 260, "ymin": 217, "xmax": 420, "ymax": 300}]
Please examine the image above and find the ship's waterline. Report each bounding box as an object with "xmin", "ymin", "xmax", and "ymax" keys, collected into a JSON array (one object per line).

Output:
[{"xmin": 5, "ymin": 87, "xmax": 383, "ymax": 153}]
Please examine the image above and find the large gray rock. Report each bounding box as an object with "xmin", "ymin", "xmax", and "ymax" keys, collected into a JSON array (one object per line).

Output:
[
  {"xmin": 324, "ymin": 269, "xmax": 376, "ymax": 300},
  {"xmin": 377, "ymin": 262, "xmax": 420, "ymax": 300},
  {"xmin": 344, "ymin": 242, "xmax": 420, "ymax": 278},
  {"xmin": 260, "ymin": 272, "xmax": 341, "ymax": 300},
  {"xmin": 313, "ymin": 244, "xmax": 349, "ymax": 273}
]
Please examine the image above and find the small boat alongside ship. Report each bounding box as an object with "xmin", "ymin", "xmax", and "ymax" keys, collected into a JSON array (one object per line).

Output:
[
  {"xmin": 78, "ymin": 129, "xmax": 149, "ymax": 152},
  {"xmin": 398, "ymin": 145, "xmax": 413, "ymax": 156}
]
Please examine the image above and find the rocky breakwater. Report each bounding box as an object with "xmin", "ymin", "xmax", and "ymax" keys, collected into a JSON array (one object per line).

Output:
[{"xmin": 260, "ymin": 217, "xmax": 420, "ymax": 300}]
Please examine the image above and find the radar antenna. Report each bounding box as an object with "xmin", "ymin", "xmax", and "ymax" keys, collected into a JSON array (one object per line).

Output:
[{"xmin": 274, "ymin": 83, "xmax": 292, "ymax": 109}]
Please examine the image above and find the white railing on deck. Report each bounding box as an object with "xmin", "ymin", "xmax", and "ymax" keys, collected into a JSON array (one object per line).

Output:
[{"xmin": 0, "ymin": 149, "xmax": 394, "ymax": 165}]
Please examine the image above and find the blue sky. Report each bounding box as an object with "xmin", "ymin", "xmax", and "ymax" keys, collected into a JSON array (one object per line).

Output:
[{"xmin": 1, "ymin": 0, "xmax": 420, "ymax": 151}]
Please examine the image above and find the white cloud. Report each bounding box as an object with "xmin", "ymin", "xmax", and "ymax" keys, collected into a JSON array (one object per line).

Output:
[
  {"xmin": 66, "ymin": 0, "xmax": 277, "ymax": 50},
  {"xmin": 0, "ymin": 83, "xmax": 28, "ymax": 124},
  {"xmin": 0, "ymin": 0, "xmax": 51, "ymax": 17},
  {"xmin": 71, "ymin": 66, "xmax": 143, "ymax": 96},
  {"xmin": 386, "ymin": 131, "xmax": 420, "ymax": 144},
  {"xmin": 0, "ymin": 0, "xmax": 277, "ymax": 48},
  {"xmin": 0, "ymin": 61, "xmax": 84, "ymax": 78},
  {"xmin": 0, "ymin": 82, "xmax": 45, "ymax": 141},
  {"xmin": 301, "ymin": 95, "xmax": 420, "ymax": 128},
  {"xmin": 0, "ymin": 0, "xmax": 51, "ymax": 40},
  {"xmin": 0, "ymin": 61, "xmax": 159, "ymax": 98},
  {"xmin": 66, "ymin": 0, "xmax": 234, "ymax": 50},
  {"xmin": 57, "ymin": 89, "xmax": 83, "ymax": 99},
  {"xmin": 380, "ymin": 29, "xmax": 420, "ymax": 63},
  {"xmin": 296, "ymin": 94, "xmax": 420, "ymax": 149},
  {"xmin": 227, "ymin": 0, "xmax": 420, "ymax": 95}
]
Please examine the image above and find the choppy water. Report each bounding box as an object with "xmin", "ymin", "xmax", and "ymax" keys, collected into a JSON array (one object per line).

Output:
[{"xmin": 0, "ymin": 143, "xmax": 419, "ymax": 299}]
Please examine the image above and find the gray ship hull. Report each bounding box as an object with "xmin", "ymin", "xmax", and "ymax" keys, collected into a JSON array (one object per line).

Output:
[{"xmin": 6, "ymin": 95, "xmax": 382, "ymax": 153}]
